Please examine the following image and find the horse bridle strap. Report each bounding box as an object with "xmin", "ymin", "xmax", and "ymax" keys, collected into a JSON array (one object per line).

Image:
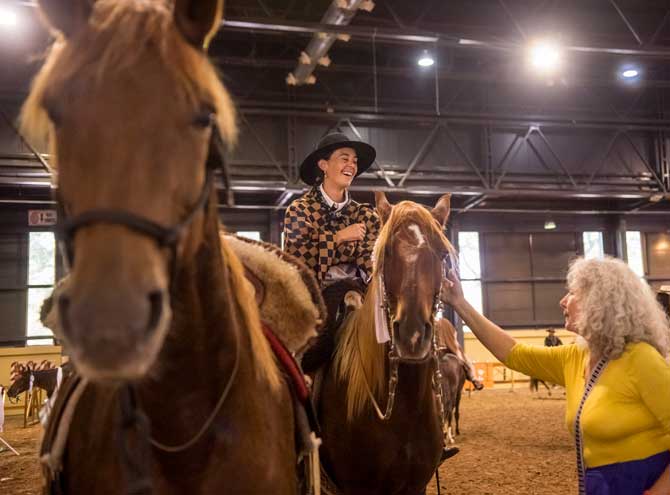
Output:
[
  {"xmin": 60, "ymin": 169, "xmax": 212, "ymax": 251},
  {"xmin": 363, "ymin": 254, "xmax": 451, "ymax": 423}
]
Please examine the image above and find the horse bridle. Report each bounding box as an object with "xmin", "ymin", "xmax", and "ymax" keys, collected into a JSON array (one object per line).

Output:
[
  {"xmin": 56, "ymin": 115, "xmax": 231, "ymax": 293},
  {"xmin": 362, "ymin": 251, "xmax": 455, "ymax": 423},
  {"xmin": 53, "ymin": 116, "xmax": 235, "ymax": 495}
]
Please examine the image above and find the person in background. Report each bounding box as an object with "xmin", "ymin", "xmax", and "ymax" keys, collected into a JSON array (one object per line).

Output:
[
  {"xmin": 545, "ymin": 328, "xmax": 563, "ymax": 347},
  {"xmin": 441, "ymin": 256, "xmax": 670, "ymax": 495},
  {"xmin": 283, "ymin": 132, "xmax": 380, "ymax": 288}
]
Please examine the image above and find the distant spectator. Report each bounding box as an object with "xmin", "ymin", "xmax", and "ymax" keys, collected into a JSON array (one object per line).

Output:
[{"xmin": 544, "ymin": 328, "xmax": 563, "ymax": 347}]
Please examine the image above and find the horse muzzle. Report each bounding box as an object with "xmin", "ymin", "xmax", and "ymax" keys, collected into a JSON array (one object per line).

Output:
[
  {"xmin": 392, "ymin": 320, "xmax": 433, "ymax": 362},
  {"xmin": 57, "ymin": 287, "xmax": 171, "ymax": 382}
]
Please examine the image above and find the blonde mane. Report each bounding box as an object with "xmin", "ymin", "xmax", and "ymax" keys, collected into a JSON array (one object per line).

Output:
[
  {"xmin": 333, "ymin": 201, "xmax": 456, "ymax": 420},
  {"xmin": 20, "ymin": 0, "xmax": 237, "ymax": 151}
]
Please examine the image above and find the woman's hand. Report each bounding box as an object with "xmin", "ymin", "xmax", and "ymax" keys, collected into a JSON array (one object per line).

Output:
[{"xmin": 440, "ymin": 269, "xmax": 466, "ymax": 308}]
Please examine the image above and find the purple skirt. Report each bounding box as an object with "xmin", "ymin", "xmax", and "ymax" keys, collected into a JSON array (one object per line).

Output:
[{"xmin": 585, "ymin": 451, "xmax": 670, "ymax": 495}]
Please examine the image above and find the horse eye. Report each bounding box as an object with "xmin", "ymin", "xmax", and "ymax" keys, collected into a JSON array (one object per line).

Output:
[{"xmin": 193, "ymin": 109, "xmax": 214, "ymax": 128}]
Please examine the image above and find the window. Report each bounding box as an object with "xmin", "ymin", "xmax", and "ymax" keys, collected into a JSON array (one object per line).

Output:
[
  {"xmin": 458, "ymin": 232, "xmax": 483, "ymax": 332},
  {"xmin": 236, "ymin": 231, "xmax": 262, "ymax": 242},
  {"xmin": 625, "ymin": 231, "xmax": 645, "ymax": 277},
  {"xmin": 583, "ymin": 232, "xmax": 604, "ymax": 260},
  {"xmin": 27, "ymin": 232, "xmax": 56, "ymax": 345}
]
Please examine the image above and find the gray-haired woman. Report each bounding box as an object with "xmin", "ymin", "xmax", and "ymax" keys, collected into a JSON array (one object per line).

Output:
[{"xmin": 441, "ymin": 256, "xmax": 670, "ymax": 495}]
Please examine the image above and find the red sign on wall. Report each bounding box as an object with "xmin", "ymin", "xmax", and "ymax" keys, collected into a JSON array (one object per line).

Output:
[{"xmin": 28, "ymin": 210, "xmax": 57, "ymax": 226}]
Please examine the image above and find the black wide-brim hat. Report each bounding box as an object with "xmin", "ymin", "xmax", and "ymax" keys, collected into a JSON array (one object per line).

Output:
[{"xmin": 299, "ymin": 132, "xmax": 376, "ymax": 186}]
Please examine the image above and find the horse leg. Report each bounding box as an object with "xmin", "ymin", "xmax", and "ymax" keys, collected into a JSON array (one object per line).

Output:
[{"xmin": 454, "ymin": 392, "xmax": 461, "ymax": 436}]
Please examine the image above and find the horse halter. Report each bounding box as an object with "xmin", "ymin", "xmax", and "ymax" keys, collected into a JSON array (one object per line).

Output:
[{"xmin": 56, "ymin": 116, "xmax": 231, "ymax": 293}]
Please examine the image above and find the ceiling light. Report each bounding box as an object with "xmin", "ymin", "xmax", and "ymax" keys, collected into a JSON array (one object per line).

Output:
[
  {"xmin": 528, "ymin": 41, "xmax": 562, "ymax": 74},
  {"xmin": 0, "ymin": 8, "xmax": 17, "ymax": 27},
  {"xmin": 417, "ymin": 50, "xmax": 434, "ymax": 67},
  {"xmin": 544, "ymin": 218, "xmax": 557, "ymax": 230},
  {"xmin": 622, "ymin": 69, "xmax": 639, "ymax": 79}
]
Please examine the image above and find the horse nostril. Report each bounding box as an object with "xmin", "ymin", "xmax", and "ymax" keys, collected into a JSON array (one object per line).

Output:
[
  {"xmin": 392, "ymin": 321, "xmax": 400, "ymax": 334},
  {"xmin": 147, "ymin": 291, "xmax": 164, "ymax": 332}
]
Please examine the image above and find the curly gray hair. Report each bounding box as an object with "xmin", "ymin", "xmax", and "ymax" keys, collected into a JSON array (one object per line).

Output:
[{"xmin": 567, "ymin": 256, "xmax": 670, "ymax": 360}]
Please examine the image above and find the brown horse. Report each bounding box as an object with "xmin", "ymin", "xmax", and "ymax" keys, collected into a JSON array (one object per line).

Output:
[
  {"xmin": 7, "ymin": 363, "xmax": 64, "ymax": 400},
  {"xmin": 21, "ymin": 1, "xmax": 298, "ymax": 493},
  {"xmin": 316, "ymin": 192, "xmax": 456, "ymax": 495}
]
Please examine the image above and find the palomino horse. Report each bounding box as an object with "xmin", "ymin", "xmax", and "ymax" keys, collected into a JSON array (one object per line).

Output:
[
  {"xmin": 317, "ymin": 192, "xmax": 456, "ymax": 495},
  {"xmin": 22, "ymin": 1, "xmax": 299, "ymax": 493}
]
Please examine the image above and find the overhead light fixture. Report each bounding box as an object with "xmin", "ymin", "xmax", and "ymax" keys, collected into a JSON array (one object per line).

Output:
[
  {"xmin": 0, "ymin": 8, "xmax": 17, "ymax": 27},
  {"xmin": 528, "ymin": 41, "xmax": 562, "ymax": 74},
  {"xmin": 544, "ymin": 217, "xmax": 557, "ymax": 230},
  {"xmin": 618, "ymin": 64, "xmax": 642, "ymax": 83},
  {"xmin": 417, "ymin": 50, "xmax": 434, "ymax": 67}
]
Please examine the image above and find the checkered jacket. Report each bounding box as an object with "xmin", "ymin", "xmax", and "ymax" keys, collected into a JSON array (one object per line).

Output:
[{"xmin": 283, "ymin": 187, "xmax": 380, "ymax": 285}]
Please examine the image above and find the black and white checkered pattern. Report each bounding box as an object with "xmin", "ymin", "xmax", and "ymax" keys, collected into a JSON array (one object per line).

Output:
[{"xmin": 283, "ymin": 187, "xmax": 380, "ymax": 284}]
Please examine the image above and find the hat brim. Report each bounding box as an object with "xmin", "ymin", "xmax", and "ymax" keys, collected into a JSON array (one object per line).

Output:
[{"xmin": 299, "ymin": 140, "xmax": 376, "ymax": 186}]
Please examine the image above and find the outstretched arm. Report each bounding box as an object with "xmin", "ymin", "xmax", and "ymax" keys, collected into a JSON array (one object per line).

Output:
[{"xmin": 441, "ymin": 269, "xmax": 516, "ymax": 362}]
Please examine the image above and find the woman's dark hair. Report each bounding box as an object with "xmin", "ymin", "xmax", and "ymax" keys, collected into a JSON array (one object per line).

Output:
[{"xmin": 314, "ymin": 149, "xmax": 337, "ymax": 185}]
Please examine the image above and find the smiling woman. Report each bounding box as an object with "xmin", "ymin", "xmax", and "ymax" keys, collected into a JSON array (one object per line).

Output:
[
  {"xmin": 441, "ymin": 256, "xmax": 670, "ymax": 495},
  {"xmin": 284, "ymin": 132, "xmax": 380, "ymax": 286}
]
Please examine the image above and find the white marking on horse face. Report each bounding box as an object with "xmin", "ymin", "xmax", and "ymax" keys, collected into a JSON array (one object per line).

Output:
[
  {"xmin": 410, "ymin": 331, "xmax": 421, "ymax": 349},
  {"xmin": 408, "ymin": 224, "xmax": 425, "ymax": 247}
]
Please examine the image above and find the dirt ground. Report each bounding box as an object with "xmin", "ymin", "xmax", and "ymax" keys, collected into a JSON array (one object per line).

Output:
[
  {"xmin": 0, "ymin": 416, "xmax": 42, "ymax": 495},
  {"xmin": 0, "ymin": 388, "xmax": 576, "ymax": 494},
  {"xmin": 426, "ymin": 387, "xmax": 577, "ymax": 495}
]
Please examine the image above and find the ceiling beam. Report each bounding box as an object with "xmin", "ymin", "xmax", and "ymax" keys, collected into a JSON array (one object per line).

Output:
[{"xmin": 221, "ymin": 17, "xmax": 670, "ymax": 59}]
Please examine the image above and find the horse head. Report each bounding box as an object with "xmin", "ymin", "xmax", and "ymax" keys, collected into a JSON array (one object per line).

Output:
[
  {"xmin": 374, "ymin": 192, "xmax": 454, "ymax": 361},
  {"xmin": 22, "ymin": 0, "xmax": 236, "ymax": 382},
  {"xmin": 7, "ymin": 368, "xmax": 32, "ymax": 401}
]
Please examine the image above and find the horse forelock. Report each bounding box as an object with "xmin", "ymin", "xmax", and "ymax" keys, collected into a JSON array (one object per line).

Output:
[{"xmin": 20, "ymin": 0, "xmax": 237, "ymax": 161}]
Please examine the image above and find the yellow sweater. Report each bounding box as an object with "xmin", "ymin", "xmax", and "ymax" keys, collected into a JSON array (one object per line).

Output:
[{"xmin": 505, "ymin": 341, "xmax": 670, "ymax": 468}]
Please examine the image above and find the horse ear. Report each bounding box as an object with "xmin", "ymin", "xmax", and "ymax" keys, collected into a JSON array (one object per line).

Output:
[
  {"xmin": 431, "ymin": 193, "xmax": 451, "ymax": 227},
  {"xmin": 174, "ymin": 0, "xmax": 224, "ymax": 50},
  {"xmin": 37, "ymin": 0, "xmax": 94, "ymax": 38},
  {"xmin": 375, "ymin": 192, "xmax": 392, "ymax": 225}
]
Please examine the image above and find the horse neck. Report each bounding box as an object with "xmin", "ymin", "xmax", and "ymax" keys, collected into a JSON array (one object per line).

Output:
[
  {"xmin": 395, "ymin": 360, "xmax": 436, "ymax": 407},
  {"xmin": 137, "ymin": 199, "xmax": 260, "ymax": 427},
  {"xmin": 33, "ymin": 369, "xmax": 57, "ymax": 395}
]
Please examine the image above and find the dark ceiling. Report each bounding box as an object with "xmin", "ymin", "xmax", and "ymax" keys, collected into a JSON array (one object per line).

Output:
[{"xmin": 0, "ymin": 0, "xmax": 670, "ymax": 215}]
